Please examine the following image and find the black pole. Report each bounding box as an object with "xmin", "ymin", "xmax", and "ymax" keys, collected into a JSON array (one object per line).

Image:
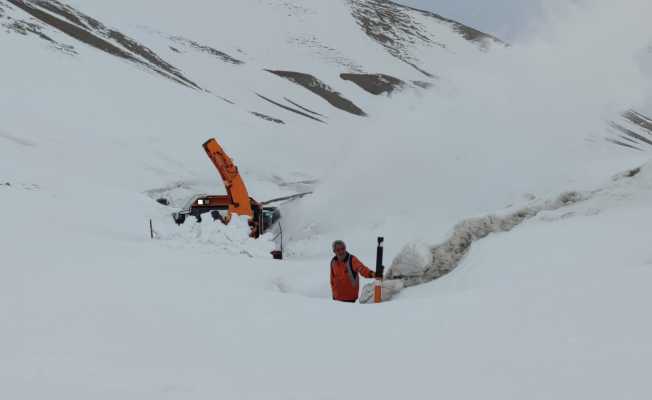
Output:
[
  {"xmin": 149, "ymin": 219, "xmax": 154, "ymax": 239},
  {"xmin": 376, "ymin": 237, "xmax": 384, "ymax": 277},
  {"xmin": 279, "ymin": 222, "xmax": 284, "ymax": 257}
]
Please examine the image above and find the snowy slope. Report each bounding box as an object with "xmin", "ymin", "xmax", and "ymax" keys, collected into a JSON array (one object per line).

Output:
[
  {"xmin": 2, "ymin": 0, "xmax": 652, "ymax": 399},
  {"xmin": 4, "ymin": 161, "xmax": 652, "ymax": 400},
  {"xmin": 0, "ymin": 0, "xmax": 505, "ymax": 202}
]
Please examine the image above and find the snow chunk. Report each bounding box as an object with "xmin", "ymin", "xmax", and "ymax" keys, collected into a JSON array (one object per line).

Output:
[
  {"xmin": 163, "ymin": 215, "xmax": 275, "ymax": 258},
  {"xmin": 386, "ymin": 241, "xmax": 432, "ymax": 277},
  {"xmin": 359, "ymin": 279, "xmax": 404, "ymax": 304}
]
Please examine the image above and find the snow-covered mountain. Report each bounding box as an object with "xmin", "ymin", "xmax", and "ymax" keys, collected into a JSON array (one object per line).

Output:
[
  {"xmin": 0, "ymin": 0, "xmax": 513, "ymax": 204},
  {"xmin": 2, "ymin": 1, "xmax": 652, "ymax": 399},
  {"xmin": 1, "ymin": 0, "xmax": 498, "ymax": 119}
]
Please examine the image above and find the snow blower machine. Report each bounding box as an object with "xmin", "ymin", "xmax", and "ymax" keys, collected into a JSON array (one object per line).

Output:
[{"xmin": 172, "ymin": 138, "xmax": 311, "ymax": 259}]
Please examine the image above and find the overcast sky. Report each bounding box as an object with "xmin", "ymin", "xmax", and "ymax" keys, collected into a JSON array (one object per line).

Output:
[{"xmin": 399, "ymin": 0, "xmax": 543, "ymax": 41}]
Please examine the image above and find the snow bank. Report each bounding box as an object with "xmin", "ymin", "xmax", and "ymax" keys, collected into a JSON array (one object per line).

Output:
[
  {"xmin": 360, "ymin": 190, "xmax": 589, "ymax": 302},
  {"xmin": 361, "ymin": 164, "xmax": 650, "ymax": 303},
  {"xmin": 384, "ymin": 241, "xmax": 432, "ymax": 277},
  {"xmin": 159, "ymin": 215, "xmax": 275, "ymax": 258},
  {"xmin": 3, "ymin": 0, "xmax": 652, "ymax": 398}
]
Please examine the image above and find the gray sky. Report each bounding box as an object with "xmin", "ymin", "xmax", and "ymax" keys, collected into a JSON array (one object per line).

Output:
[{"xmin": 398, "ymin": 0, "xmax": 543, "ymax": 41}]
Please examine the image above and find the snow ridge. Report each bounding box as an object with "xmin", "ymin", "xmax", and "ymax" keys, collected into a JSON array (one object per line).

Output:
[{"xmin": 359, "ymin": 186, "xmax": 614, "ymax": 303}]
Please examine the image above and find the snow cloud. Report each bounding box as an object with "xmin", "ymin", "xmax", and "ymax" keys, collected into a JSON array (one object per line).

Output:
[{"xmin": 299, "ymin": 0, "xmax": 652, "ymax": 243}]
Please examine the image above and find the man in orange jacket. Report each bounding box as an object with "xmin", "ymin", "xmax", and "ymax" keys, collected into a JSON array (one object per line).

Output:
[{"xmin": 330, "ymin": 240, "xmax": 377, "ymax": 302}]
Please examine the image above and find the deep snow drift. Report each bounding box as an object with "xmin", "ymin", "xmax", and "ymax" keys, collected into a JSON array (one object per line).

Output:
[{"xmin": 2, "ymin": 0, "xmax": 652, "ymax": 399}]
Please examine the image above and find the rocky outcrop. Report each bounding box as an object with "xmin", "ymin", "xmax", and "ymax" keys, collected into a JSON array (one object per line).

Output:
[
  {"xmin": 340, "ymin": 73, "xmax": 404, "ymax": 95},
  {"xmin": 349, "ymin": 0, "xmax": 503, "ymax": 79},
  {"xmin": 169, "ymin": 36, "xmax": 244, "ymax": 65},
  {"xmin": 251, "ymin": 112, "xmax": 285, "ymax": 124},
  {"xmin": 608, "ymin": 110, "xmax": 652, "ymax": 151},
  {"xmin": 283, "ymin": 98, "xmax": 324, "ymax": 117},
  {"xmin": 6, "ymin": 0, "xmax": 202, "ymax": 90},
  {"xmin": 349, "ymin": 0, "xmax": 437, "ymax": 78},
  {"xmin": 266, "ymin": 70, "xmax": 366, "ymax": 116},
  {"xmin": 256, "ymin": 93, "xmax": 326, "ymax": 123}
]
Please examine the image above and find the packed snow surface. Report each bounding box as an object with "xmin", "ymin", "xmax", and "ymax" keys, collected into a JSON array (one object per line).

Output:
[{"xmin": 2, "ymin": 0, "xmax": 652, "ymax": 399}]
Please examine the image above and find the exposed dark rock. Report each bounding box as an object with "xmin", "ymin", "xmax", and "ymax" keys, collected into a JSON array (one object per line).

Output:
[
  {"xmin": 4, "ymin": 18, "xmax": 75, "ymax": 53},
  {"xmin": 33, "ymin": 0, "xmax": 183, "ymax": 74},
  {"xmin": 625, "ymin": 167, "xmax": 642, "ymax": 178},
  {"xmin": 606, "ymin": 138, "xmax": 642, "ymax": 151},
  {"xmin": 266, "ymin": 70, "xmax": 366, "ymax": 116},
  {"xmin": 340, "ymin": 73, "xmax": 404, "ymax": 95},
  {"xmin": 283, "ymin": 98, "xmax": 324, "ymax": 116},
  {"xmin": 1, "ymin": 1, "xmax": 74, "ymax": 53},
  {"xmin": 170, "ymin": 36, "xmax": 244, "ymax": 65},
  {"xmin": 218, "ymin": 96, "xmax": 235, "ymax": 105},
  {"xmin": 251, "ymin": 112, "xmax": 285, "ymax": 124},
  {"xmin": 32, "ymin": 0, "xmax": 85, "ymax": 26},
  {"xmin": 610, "ymin": 121, "xmax": 652, "ymax": 147},
  {"xmin": 349, "ymin": 0, "xmax": 439, "ymax": 77},
  {"xmin": 349, "ymin": 0, "xmax": 502, "ymax": 78},
  {"xmin": 613, "ymin": 165, "xmax": 646, "ymax": 180},
  {"xmin": 156, "ymin": 198, "xmax": 170, "ymax": 206},
  {"xmin": 7, "ymin": 0, "xmax": 201, "ymax": 90},
  {"xmin": 607, "ymin": 111, "xmax": 652, "ymax": 150},
  {"xmin": 623, "ymin": 110, "xmax": 652, "ymax": 133},
  {"xmin": 6, "ymin": 18, "xmax": 51, "ymax": 40},
  {"xmin": 412, "ymin": 80, "xmax": 433, "ymax": 89},
  {"xmin": 256, "ymin": 93, "xmax": 326, "ymax": 123}
]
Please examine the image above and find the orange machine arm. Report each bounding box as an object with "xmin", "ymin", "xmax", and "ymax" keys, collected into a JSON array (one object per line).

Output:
[{"xmin": 202, "ymin": 138, "xmax": 254, "ymax": 220}]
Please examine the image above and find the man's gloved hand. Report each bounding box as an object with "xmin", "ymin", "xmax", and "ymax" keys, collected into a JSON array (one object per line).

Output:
[{"xmin": 374, "ymin": 270, "xmax": 384, "ymax": 279}]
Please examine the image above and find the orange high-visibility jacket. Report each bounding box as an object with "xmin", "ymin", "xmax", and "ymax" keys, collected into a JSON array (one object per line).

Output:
[{"xmin": 330, "ymin": 253, "xmax": 375, "ymax": 302}]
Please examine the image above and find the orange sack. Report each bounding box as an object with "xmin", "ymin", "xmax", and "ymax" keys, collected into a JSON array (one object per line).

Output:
[{"xmin": 330, "ymin": 253, "xmax": 375, "ymax": 302}]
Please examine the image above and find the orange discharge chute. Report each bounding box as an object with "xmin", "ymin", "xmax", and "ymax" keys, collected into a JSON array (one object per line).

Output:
[{"xmin": 202, "ymin": 138, "xmax": 254, "ymax": 221}]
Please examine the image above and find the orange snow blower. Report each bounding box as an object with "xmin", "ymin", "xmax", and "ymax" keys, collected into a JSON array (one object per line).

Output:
[
  {"xmin": 173, "ymin": 138, "xmax": 311, "ymax": 251},
  {"xmin": 202, "ymin": 138, "xmax": 255, "ymax": 222}
]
